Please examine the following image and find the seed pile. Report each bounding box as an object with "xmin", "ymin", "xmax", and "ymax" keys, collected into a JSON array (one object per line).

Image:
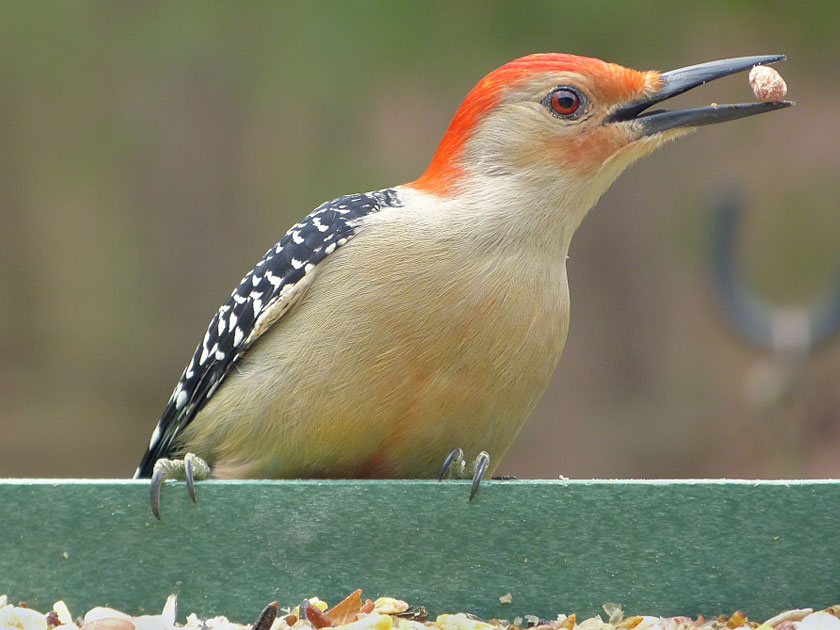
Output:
[{"xmin": 1, "ymin": 594, "xmax": 838, "ymax": 630}]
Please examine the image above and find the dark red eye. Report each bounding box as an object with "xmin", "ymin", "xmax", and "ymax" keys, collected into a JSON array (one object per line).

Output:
[{"xmin": 549, "ymin": 88, "xmax": 581, "ymax": 116}]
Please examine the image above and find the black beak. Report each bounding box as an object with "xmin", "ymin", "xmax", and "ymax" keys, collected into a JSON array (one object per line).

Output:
[{"xmin": 608, "ymin": 55, "xmax": 794, "ymax": 136}]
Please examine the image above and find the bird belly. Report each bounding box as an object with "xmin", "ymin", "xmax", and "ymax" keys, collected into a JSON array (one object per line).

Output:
[{"xmin": 177, "ymin": 230, "xmax": 570, "ymax": 479}]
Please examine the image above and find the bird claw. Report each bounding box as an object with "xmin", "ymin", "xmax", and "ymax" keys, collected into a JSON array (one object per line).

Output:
[
  {"xmin": 470, "ymin": 451, "xmax": 489, "ymax": 501},
  {"xmin": 185, "ymin": 455, "xmax": 198, "ymax": 504},
  {"xmin": 438, "ymin": 448, "xmax": 490, "ymax": 501},
  {"xmin": 149, "ymin": 452, "xmax": 210, "ymax": 519},
  {"xmin": 438, "ymin": 447, "xmax": 466, "ymax": 481}
]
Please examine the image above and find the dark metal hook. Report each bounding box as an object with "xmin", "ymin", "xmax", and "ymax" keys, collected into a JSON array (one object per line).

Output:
[{"xmin": 710, "ymin": 186, "xmax": 840, "ymax": 355}]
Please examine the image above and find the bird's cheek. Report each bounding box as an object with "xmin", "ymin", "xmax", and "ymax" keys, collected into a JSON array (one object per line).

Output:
[{"xmin": 548, "ymin": 127, "xmax": 628, "ymax": 174}]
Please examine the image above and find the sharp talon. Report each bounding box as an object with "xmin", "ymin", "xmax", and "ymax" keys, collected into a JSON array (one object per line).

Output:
[
  {"xmin": 439, "ymin": 447, "xmax": 464, "ymax": 481},
  {"xmin": 150, "ymin": 467, "xmax": 164, "ymax": 520},
  {"xmin": 470, "ymin": 451, "xmax": 490, "ymax": 501},
  {"xmin": 185, "ymin": 455, "xmax": 197, "ymax": 504},
  {"xmin": 146, "ymin": 453, "xmax": 210, "ymax": 518}
]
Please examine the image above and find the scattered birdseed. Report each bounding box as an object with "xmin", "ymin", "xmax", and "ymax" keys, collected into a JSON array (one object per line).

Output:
[
  {"xmin": 749, "ymin": 65, "xmax": 787, "ymax": 102},
  {"xmin": 1, "ymin": 594, "xmax": 839, "ymax": 630}
]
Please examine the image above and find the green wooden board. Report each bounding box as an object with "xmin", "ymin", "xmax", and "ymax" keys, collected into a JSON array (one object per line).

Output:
[{"xmin": 1, "ymin": 480, "xmax": 838, "ymax": 624}]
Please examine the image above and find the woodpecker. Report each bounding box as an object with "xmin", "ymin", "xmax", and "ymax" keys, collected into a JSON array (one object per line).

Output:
[{"xmin": 136, "ymin": 53, "xmax": 792, "ymax": 517}]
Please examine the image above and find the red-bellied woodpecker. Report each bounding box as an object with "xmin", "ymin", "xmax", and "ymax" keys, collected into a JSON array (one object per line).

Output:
[{"xmin": 136, "ymin": 53, "xmax": 792, "ymax": 517}]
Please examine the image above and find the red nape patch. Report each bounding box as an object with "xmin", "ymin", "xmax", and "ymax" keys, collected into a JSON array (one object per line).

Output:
[{"xmin": 408, "ymin": 53, "xmax": 646, "ymax": 196}]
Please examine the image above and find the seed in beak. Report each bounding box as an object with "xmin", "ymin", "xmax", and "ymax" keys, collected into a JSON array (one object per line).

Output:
[{"xmin": 749, "ymin": 65, "xmax": 788, "ymax": 102}]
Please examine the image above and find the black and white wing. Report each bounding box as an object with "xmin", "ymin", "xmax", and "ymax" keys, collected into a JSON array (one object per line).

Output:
[{"xmin": 134, "ymin": 188, "xmax": 403, "ymax": 478}]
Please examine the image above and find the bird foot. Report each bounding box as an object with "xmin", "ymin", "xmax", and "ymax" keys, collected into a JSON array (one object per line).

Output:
[
  {"xmin": 149, "ymin": 452, "xmax": 210, "ymax": 519},
  {"xmin": 438, "ymin": 447, "xmax": 490, "ymax": 500}
]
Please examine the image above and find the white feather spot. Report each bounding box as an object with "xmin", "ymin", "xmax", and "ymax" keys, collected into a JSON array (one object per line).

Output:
[
  {"xmin": 251, "ymin": 274, "xmax": 262, "ymax": 286},
  {"xmin": 266, "ymin": 270, "xmax": 282, "ymax": 288},
  {"xmin": 205, "ymin": 380, "xmax": 221, "ymax": 399},
  {"xmin": 149, "ymin": 425, "xmax": 162, "ymax": 448},
  {"xmin": 325, "ymin": 243, "xmax": 336, "ymax": 254},
  {"xmin": 291, "ymin": 258, "xmax": 304, "ymax": 269},
  {"xmin": 215, "ymin": 349, "xmax": 226, "ymax": 360},
  {"xmin": 233, "ymin": 327, "xmax": 245, "ymax": 346},
  {"xmin": 291, "ymin": 230, "xmax": 304, "ymax": 244},
  {"xmin": 176, "ymin": 390, "xmax": 188, "ymax": 409},
  {"xmin": 217, "ymin": 318, "xmax": 226, "ymax": 335}
]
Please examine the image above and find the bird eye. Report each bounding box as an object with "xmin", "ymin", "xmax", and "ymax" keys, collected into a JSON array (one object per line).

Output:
[{"xmin": 547, "ymin": 87, "xmax": 583, "ymax": 118}]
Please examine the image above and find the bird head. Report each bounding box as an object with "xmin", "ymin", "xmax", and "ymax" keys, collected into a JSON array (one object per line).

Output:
[{"xmin": 410, "ymin": 53, "xmax": 792, "ymax": 209}]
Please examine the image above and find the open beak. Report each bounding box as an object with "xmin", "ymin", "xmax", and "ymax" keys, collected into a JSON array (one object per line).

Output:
[{"xmin": 608, "ymin": 55, "xmax": 794, "ymax": 136}]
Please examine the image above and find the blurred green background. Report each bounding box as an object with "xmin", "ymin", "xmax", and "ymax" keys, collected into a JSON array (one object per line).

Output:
[{"xmin": 1, "ymin": 1, "xmax": 838, "ymax": 479}]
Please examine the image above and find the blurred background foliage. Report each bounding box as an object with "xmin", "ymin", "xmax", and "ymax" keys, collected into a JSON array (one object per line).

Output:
[{"xmin": 1, "ymin": 1, "xmax": 838, "ymax": 478}]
